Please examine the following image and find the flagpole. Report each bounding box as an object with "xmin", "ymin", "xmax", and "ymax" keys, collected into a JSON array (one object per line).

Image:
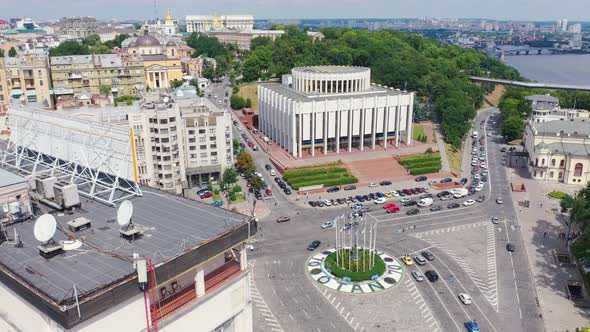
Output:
[
  {"xmin": 363, "ymin": 217, "xmax": 367, "ymax": 272},
  {"xmin": 373, "ymin": 222, "xmax": 378, "ymax": 268}
]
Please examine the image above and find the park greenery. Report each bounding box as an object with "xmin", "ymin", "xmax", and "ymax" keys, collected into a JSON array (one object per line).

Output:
[
  {"xmin": 239, "ymin": 26, "xmax": 521, "ymax": 147},
  {"xmin": 324, "ymin": 249, "xmax": 386, "ymax": 281},
  {"xmin": 235, "ymin": 151, "xmax": 256, "ymax": 176},
  {"xmin": 49, "ymin": 33, "xmax": 131, "ymax": 56},
  {"xmin": 283, "ymin": 163, "xmax": 358, "ymax": 189},
  {"xmin": 398, "ymin": 152, "xmax": 442, "ymax": 175},
  {"xmin": 230, "ymin": 94, "xmax": 252, "ymax": 109},
  {"xmin": 114, "ymin": 95, "xmax": 140, "ymax": 106},
  {"xmin": 186, "ymin": 33, "xmax": 236, "ymax": 80},
  {"xmin": 560, "ymin": 185, "xmax": 590, "ymax": 285}
]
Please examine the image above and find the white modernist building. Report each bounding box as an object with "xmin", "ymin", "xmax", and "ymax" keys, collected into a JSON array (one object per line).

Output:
[
  {"xmin": 185, "ymin": 15, "xmax": 254, "ymax": 33},
  {"xmin": 258, "ymin": 66, "xmax": 415, "ymax": 158}
]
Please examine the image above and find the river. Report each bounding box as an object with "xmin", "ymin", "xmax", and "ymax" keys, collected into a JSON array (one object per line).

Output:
[{"xmin": 504, "ymin": 54, "xmax": 590, "ymax": 85}]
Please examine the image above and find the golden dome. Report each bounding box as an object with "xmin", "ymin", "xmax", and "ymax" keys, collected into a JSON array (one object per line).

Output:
[{"xmin": 165, "ymin": 8, "xmax": 173, "ymax": 21}]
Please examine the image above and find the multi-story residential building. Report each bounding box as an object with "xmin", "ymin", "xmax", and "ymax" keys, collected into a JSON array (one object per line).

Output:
[
  {"xmin": 0, "ymin": 54, "xmax": 52, "ymax": 108},
  {"xmin": 181, "ymin": 55, "xmax": 204, "ymax": 78},
  {"xmin": 206, "ymin": 29, "xmax": 284, "ymax": 50},
  {"xmin": 185, "ymin": 15, "xmax": 254, "ymax": 33},
  {"xmin": 258, "ymin": 66, "xmax": 415, "ymax": 158},
  {"xmin": 131, "ymin": 90, "xmax": 233, "ymax": 193},
  {"xmin": 524, "ymin": 119, "xmax": 590, "ymax": 186},
  {"xmin": 95, "ymin": 27, "xmax": 137, "ymax": 42},
  {"xmin": 58, "ymin": 16, "xmax": 97, "ymax": 38},
  {"xmin": 50, "ymin": 54, "xmax": 145, "ymax": 98}
]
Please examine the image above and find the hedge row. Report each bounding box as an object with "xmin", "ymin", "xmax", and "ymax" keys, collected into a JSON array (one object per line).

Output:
[
  {"xmin": 284, "ymin": 167, "xmax": 348, "ymax": 179},
  {"xmin": 288, "ymin": 173, "xmax": 350, "ymax": 185},
  {"xmin": 409, "ymin": 166, "xmax": 442, "ymax": 175},
  {"xmin": 403, "ymin": 160, "xmax": 442, "ymax": 169},
  {"xmin": 399, "ymin": 155, "xmax": 441, "ymax": 165},
  {"xmin": 290, "ymin": 176, "xmax": 358, "ymax": 190},
  {"xmin": 324, "ymin": 250, "xmax": 386, "ymax": 281}
]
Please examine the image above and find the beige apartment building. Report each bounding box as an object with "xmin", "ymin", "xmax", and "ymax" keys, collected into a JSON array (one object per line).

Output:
[
  {"xmin": 50, "ymin": 54, "xmax": 145, "ymax": 98},
  {"xmin": 524, "ymin": 119, "xmax": 590, "ymax": 186},
  {"xmin": 0, "ymin": 54, "xmax": 52, "ymax": 108}
]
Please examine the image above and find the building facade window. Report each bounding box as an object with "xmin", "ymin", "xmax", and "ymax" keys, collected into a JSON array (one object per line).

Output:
[
  {"xmin": 550, "ymin": 171, "xmax": 554, "ymax": 178},
  {"xmin": 574, "ymin": 163, "xmax": 583, "ymax": 177},
  {"xmin": 560, "ymin": 160, "xmax": 565, "ymax": 167},
  {"xmin": 559, "ymin": 172, "xmax": 563, "ymax": 179},
  {"xmin": 535, "ymin": 158, "xmax": 539, "ymax": 167},
  {"xmin": 541, "ymin": 158, "xmax": 545, "ymax": 166},
  {"xmin": 551, "ymin": 159, "xmax": 556, "ymax": 166}
]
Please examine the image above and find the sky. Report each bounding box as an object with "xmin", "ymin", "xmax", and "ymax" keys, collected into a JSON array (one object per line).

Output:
[{"xmin": 3, "ymin": 0, "xmax": 589, "ymax": 22}]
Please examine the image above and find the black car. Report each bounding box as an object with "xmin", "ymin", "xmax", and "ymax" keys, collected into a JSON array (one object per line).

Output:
[
  {"xmin": 284, "ymin": 188, "xmax": 292, "ymax": 195},
  {"xmin": 336, "ymin": 198, "xmax": 346, "ymax": 204},
  {"xmin": 254, "ymin": 191, "xmax": 262, "ymax": 200},
  {"xmin": 476, "ymin": 195, "xmax": 485, "ymax": 202},
  {"xmin": 471, "ymin": 170, "xmax": 478, "ymax": 175},
  {"xmin": 460, "ymin": 178, "xmax": 468, "ymax": 185},
  {"xmin": 447, "ymin": 202, "xmax": 460, "ymax": 209},
  {"xmin": 437, "ymin": 190, "xmax": 450, "ymax": 198},
  {"xmin": 318, "ymin": 202, "xmax": 325, "ymax": 207},
  {"xmin": 506, "ymin": 243, "xmax": 515, "ymax": 252},
  {"xmin": 265, "ymin": 164, "xmax": 272, "ymax": 171},
  {"xmin": 355, "ymin": 195, "xmax": 363, "ymax": 201},
  {"xmin": 430, "ymin": 205, "xmax": 443, "ymax": 212},
  {"xmin": 440, "ymin": 178, "xmax": 453, "ymax": 183},
  {"xmin": 274, "ymin": 177, "xmax": 282, "ymax": 184},
  {"xmin": 368, "ymin": 193, "xmax": 376, "ymax": 200},
  {"xmin": 327, "ymin": 186, "xmax": 340, "ymax": 193},
  {"xmin": 411, "ymin": 188, "xmax": 419, "ymax": 195},
  {"xmin": 425, "ymin": 270, "xmax": 439, "ymax": 282},
  {"xmin": 500, "ymin": 147, "xmax": 507, "ymax": 152},
  {"xmin": 309, "ymin": 201, "xmax": 317, "ymax": 207},
  {"xmin": 307, "ymin": 240, "xmax": 321, "ymax": 251},
  {"xmin": 343, "ymin": 185, "xmax": 357, "ymax": 191},
  {"xmin": 421, "ymin": 193, "xmax": 434, "ymax": 199},
  {"xmin": 481, "ymin": 176, "xmax": 488, "ymax": 182},
  {"xmin": 415, "ymin": 176, "xmax": 428, "ymax": 182},
  {"xmin": 398, "ymin": 191, "xmax": 406, "ymax": 196},
  {"xmin": 406, "ymin": 208, "xmax": 420, "ymax": 215},
  {"xmin": 421, "ymin": 251, "xmax": 435, "ymax": 261},
  {"xmin": 404, "ymin": 200, "xmax": 418, "ymax": 207},
  {"xmin": 362, "ymin": 195, "xmax": 369, "ymax": 201},
  {"xmin": 380, "ymin": 180, "xmax": 392, "ymax": 186},
  {"xmin": 240, "ymin": 143, "xmax": 246, "ymax": 148}
]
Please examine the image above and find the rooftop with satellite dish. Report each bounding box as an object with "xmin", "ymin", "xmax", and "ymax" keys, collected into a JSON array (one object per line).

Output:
[{"xmin": 0, "ymin": 167, "xmax": 257, "ymax": 329}]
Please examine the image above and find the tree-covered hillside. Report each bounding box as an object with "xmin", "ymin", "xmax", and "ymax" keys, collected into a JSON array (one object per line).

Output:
[{"xmin": 241, "ymin": 26, "xmax": 521, "ymax": 147}]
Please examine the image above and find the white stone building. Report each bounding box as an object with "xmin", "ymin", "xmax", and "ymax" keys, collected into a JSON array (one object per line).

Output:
[
  {"xmin": 185, "ymin": 15, "xmax": 254, "ymax": 33},
  {"xmin": 258, "ymin": 66, "xmax": 415, "ymax": 158}
]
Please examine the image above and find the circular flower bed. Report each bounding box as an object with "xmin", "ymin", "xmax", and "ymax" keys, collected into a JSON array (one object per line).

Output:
[
  {"xmin": 548, "ymin": 191, "xmax": 567, "ymax": 200},
  {"xmin": 323, "ymin": 248, "xmax": 386, "ymax": 282}
]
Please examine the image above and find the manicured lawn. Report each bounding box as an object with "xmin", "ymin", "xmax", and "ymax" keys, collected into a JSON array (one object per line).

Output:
[
  {"xmin": 446, "ymin": 144, "xmax": 462, "ymax": 173},
  {"xmin": 398, "ymin": 152, "xmax": 442, "ymax": 175},
  {"xmin": 548, "ymin": 191, "xmax": 567, "ymax": 199},
  {"xmin": 412, "ymin": 125, "xmax": 428, "ymax": 143},
  {"xmin": 236, "ymin": 83, "xmax": 258, "ymax": 110},
  {"xmin": 324, "ymin": 249, "xmax": 386, "ymax": 281},
  {"xmin": 283, "ymin": 162, "xmax": 357, "ymax": 189}
]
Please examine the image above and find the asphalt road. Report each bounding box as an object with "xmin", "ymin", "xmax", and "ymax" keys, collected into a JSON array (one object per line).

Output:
[{"xmin": 220, "ymin": 84, "xmax": 543, "ymax": 331}]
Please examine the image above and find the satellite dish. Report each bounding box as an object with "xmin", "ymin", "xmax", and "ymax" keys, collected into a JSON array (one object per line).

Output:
[
  {"xmin": 34, "ymin": 214, "xmax": 57, "ymax": 243},
  {"xmin": 117, "ymin": 200, "xmax": 134, "ymax": 227}
]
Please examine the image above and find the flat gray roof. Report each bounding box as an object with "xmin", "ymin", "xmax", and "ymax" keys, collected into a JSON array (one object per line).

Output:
[
  {"xmin": 546, "ymin": 142, "xmax": 590, "ymax": 157},
  {"xmin": 0, "ymin": 168, "xmax": 27, "ymax": 187},
  {"xmin": 0, "ymin": 184, "xmax": 249, "ymax": 303},
  {"xmin": 260, "ymin": 82, "xmax": 408, "ymax": 103},
  {"xmin": 294, "ymin": 66, "xmax": 368, "ymax": 74},
  {"xmin": 535, "ymin": 119, "xmax": 590, "ymax": 136},
  {"xmin": 526, "ymin": 94, "xmax": 559, "ymax": 103}
]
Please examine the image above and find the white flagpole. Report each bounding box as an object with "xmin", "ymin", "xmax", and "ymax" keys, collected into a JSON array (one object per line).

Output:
[
  {"xmin": 335, "ymin": 216, "xmax": 339, "ymax": 267},
  {"xmin": 348, "ymin": 220, "xmax": 352, "ymax": 271},
  {"xmin": 363, "ymin": 217, "xmax": 367, "ymax": 272},
  {"xmin": 373, "ymin": 222, "xmax": 378, "ymax": 268}
]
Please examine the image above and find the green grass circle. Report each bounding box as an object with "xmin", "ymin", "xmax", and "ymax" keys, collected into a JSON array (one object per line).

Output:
[
  {"xmin": 324, "ymin": 249, "xmax": 386, "ymax": 281},
  {"xmin": 548, "ymin": 191, "xmax": 567, "ymax": 199}
]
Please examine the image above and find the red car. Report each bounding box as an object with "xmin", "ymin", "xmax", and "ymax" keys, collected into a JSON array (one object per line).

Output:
[
  {"xmin": 383, "ymin": 203, "xmax": 397, "ymax": 209},
  {"xmin": 479, "ymin": 141, "xmax": 485, "ymax": 145},
  {"xmin": 246, "ymin": 181, "xmax": 251, "ymax": 187},
  {"xmin": 403, "ymin": 189, "xmax": 413, "ymax": 195},
  {"xmin": 265, "ymin": 188, "xmax": 273, "ymax": 196},
  {"xmin": 417, "ymin": 187, "xmax": 426, "ymax": 193},
  {"xmin": 387, "ymin": 207, "xmax": 400, "ymax": 213},
  {"xmin": 200, "ymin": 191, "xmax": 212, "ymax": 199},
  {"xmin": 247, "ymin": 141, "xmax": 254, "ymax": 148}
]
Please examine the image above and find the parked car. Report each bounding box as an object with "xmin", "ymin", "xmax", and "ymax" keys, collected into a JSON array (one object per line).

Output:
[
  {"xmin": 421, "ymin": 251, "xmax": 435, "ymax": 261},
  {"xmin": 447, "ymin": 202, "xmax": 460, "ymax": 209},
  {"xmin": 425, "ymin": 270, "xmax": 439, "ymax": 282},
  {"xmin": 459, "ymin": 293, "xmax": 472, "ymax": 305},
  {"xmin": 414, "ymin": 256, "xmax": 427, "ymax": 266},
  {"xmin": 374, "ymin": 197, "xmax": 387, "ymax": 204},
  {"xmin": 430, "ymin": 205, "xmax": 443, "ymax": 212},
  {"xmin": 440, "ymin": 178, "xmax": 453, "ymax": 183},
  {"xmin": 212, "ymin": 200, "xmax": 223, "ymax": 207},
  {"xmin": 276, "ymin": 216, "xmax": 290, "ymax": 223},
  {"xmin": 307, "ymin": 240, "xmax": 321, "ymax": 251},
  {"xmin": 284, "ymin": 188, "xmax": 292, "ymax": 195},
  {"xmin": 200, "ymin": 191, "xmax": 213, "ymax": 199},
  {"xmin": 255, "ymin": 191, "xmax": 263, "ymax": 200},
  {"xmin": 406, "ymin": 208, "xmax": 420, "ymax": 215},
  {"xmin": 321, "ymin": 220, "xmax": 335, "ymax": 229},
  {"xmin": 265, "ymin": 188, "xmax": 273, "ymax": 196},
  {"xmin": 344, "ymin": 185, "xmax": 357, "ymax": 191},
  {"xmin": 411, "ymin": 271, "xmax": 424, "ymax": 282},
  {"xmin": 500, "ymin": 147, "xmax": 507, "ymax": 152},
  {"xmin": 476, "ymin": 195, "xmax": 485, "ymax": 202},
  {"xmin": 327, "ymin": 186, "xmax": 340, "ymax": 193},
  {"xmin": 437, "ymin": 190, "xmax": 450, "ymax": 198},
  {"xmin": 491, "ymin": 217, "xmax": 500, "ymax": 224},
  {"xmin": 386, "ymin": 206, "xmax": 400, "ymax": 213},
  {"xmin": 403, "ymin": 200, "xmax": 418, "ymax": 207},
  {"xmin": 465, "ymin": 321, "xmax": 480, "ymax": 332},
  {"xmin": 496, "ymin": 197, "xmax": 503, "ymax": 204},
  {"xmin": 196, "ymin": 188, "xmax": 210, "ymax": 196},
  {"xmin": 463, "ymin": 199, "xmax": 475, "ymax": 206},
  {"xmin": 368, "ymin": 182, "xmax": 378, "ymax": 187},
  {"xmin": 415, "ymin": 176, "xmax": 428, "ymax": 182},
  {"xmin": 265, "ymin": 164, "xmax": 272, "ymax": 171},
  {"xmin": 323, "ymin": 199, "xmax": 332, "ymax": 206},
  {"xmin": 460, "ymin": 178, "xmax": 468, "ymax": 185},
  {"xmin": 401, "ymin": 255, "xmax": 413, "ymax": 266},
  {"xmin": 380, "ymin": 180, "xmax": 392, "ymax": 186}
]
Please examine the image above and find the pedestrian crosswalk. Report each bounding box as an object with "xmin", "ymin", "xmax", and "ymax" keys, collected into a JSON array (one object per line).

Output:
[
  {"xmin": 249, "ymin": 267, "xmax": 284, "ymax": 332},
  {"xmin": 412, "ymin": 221, "xmax": 486, "ymax": 238},
  {"xmin": 404, "ymin": 278, "xmax": 442, "ymax": 332}
]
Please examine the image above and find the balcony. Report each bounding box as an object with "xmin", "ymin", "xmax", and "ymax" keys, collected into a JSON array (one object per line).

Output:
[
  {"xmin": 52, "ymin": 87, "xmax": 74, "ymax": 95},
  {"xmin": 151, "ymin": 282, "xmax": 196, "ymax": 322},
  {"xmin": 204, "ymin": 259, "xmax": 241, "ymax": 292},
  {"xmin": 69, "ymin": 73, "xmax": 82, "ymax": 79}
]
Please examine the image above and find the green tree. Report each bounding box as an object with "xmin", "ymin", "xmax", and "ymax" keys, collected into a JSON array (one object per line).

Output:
[
  {"xmin": 245, "ymin": 98, "xmax": 252, "ymax": 108},
  {"xmin": 49, "ymin": 41, "xmax": 90, "ymax": 56},
  {"xmin": 561, "ymin": 194, "xmax": 576, "ymax": 213},
  {"xmin": 250, "ymin": 176, "xmax": 263, "ymax": 192},
  {"xmin": 83, "ymin": 34, "xmax": 102, "ymax": 47},
  {"xmin": 236, "ymin": 151, "xmax": 256, "ymax": 175},
  {"xmin": 232, "ymin": 138, "xmax": 242, "ymax": 153},
  {"xmin": 89, "ymin": 45, "xmax": 112, "ymax": 54},
  {"xmin": 230, "ymin": 95, "xmax": 246, "ymax": 109},
  {"xmin": 170, "ymin": 79, "xmax": 185, "ymax": 89},
  {"xmin": 99, "ymin": 84, "xmax": 111, "ymax": 97},
  {"xmin": 501, "ymin": 115, "xmax": 525, "ymax": 142},
  {"xmin": 221, "ymin": 167, "xmax": 238, "ymax": 187},
  {"xmin": 202, "ymin": 60, "xmax": 216, "ymax": 80},
  {"xmin": 8, "ymin": 47, "xmax": 17, "ymax": 57}
]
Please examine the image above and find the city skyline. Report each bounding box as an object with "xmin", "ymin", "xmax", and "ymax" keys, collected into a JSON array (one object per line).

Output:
[{"xmin": 2, "ymin": 0, "xmax": 590, "ymax": 22}]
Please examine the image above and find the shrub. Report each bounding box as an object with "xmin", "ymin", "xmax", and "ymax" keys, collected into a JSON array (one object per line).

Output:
[
  {"xmin": 213, "ymin": 189, "xmax": 220, "ymax": 195},
  {"xmin": 548, "ymin": 191, "xmax": 567, "ymax": 199},
  {"xmin": 324, "ymin": 249, "xmax": 386, "ymax": 281},
  {"xmin": 289, "ymin": 176, "xmax": 358, "ymax": 189},
  {"xmin": 409, "ymin": 166, "xmax": 442, "ymax": 175},
  {"xmin": 229, "ymin": 192, "xmax": 237, "ymax": 201},
  {"xmin": 232, "ymin": 185, "xmax": 242, "ymax": 193},
  {"xmin": 207, "ymin": 184, "xmax": 213, "ymax": 191}
]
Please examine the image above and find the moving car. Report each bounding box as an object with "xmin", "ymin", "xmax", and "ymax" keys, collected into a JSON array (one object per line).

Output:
[
  {"xmin": 491, "ymin": 217, "xmax": 500, "ymax": 224},
  {"xmin": 368, "ymin": 182, "xmax": 378, "ymax": 187},
  {"xmin": 460, "ymin": 178, "xmax": 468, "ymax": 185},
  {"xmin": 415, "ymin": 176, "xmax": 428, "ymax": 182},
  {"xmin": 429, "ymin": 205, "xmax": 443, "ymax": 212},
  {"xmin": 406, "ymin": 208, "xmax": 420, "ymax": 215},
  {"xmin": 496, "ymin": 197, "xmax": 503, "ymax": 204},
  {"xmin": 440, "ymin": 178, "xmax": 453, "ymax": 183},
  {"xmin": 463, "ymin": 199, "xmax": 475, "ymax": 206},
  {"xmin": 411, "ymin": 271, "xmax": 424, "ymax": 282},
  {"xmin": 500, "ymin": 147, "xmax": 507, "ymax": 152},
  {"xmin": 465, "ymin": 321, "xmax": 480, "ymax": 332},
  {"xmin": 212, "ymin": 200, "xmax": 223, "ymax": 207},
  {"xmin": 506, "ymin": 243, "xmax": 515, "ymax": 252},
  {"xmin": 421, "ymin": 250, "xmax": 435, "ymax": 261},
  {"xmin": 459, "ymin": 293, "xmax": 472, "ymax": 305},
  {"xmin": 265, "ymin": 188, "xmax": 273, "ymax": 196},
  {"xmin": 276, "ymin": 216, "xmax": 290, "ymax": 223},
  {"xmin": 414, "ymin": 256, "xmax": 426, "ymax": 265},
  {"xmin": 344, "ymin": 185, "xmax": 357, "ymax": 191},
  {"xmin": 425, "ymin": 270, "xmax": 439, "ymax": 282},
  {"xmin": 380, "ymin": 180, "xmax": 392, "ymax": 186},
  {"xmin": 307, "ymin": 240, "xmax": 321, "ymax": 251},
  {"xmin": 476, "ymin": 195, "xmax": 485, "ymax": 202},
  {"xmin": 321, "ymin": 221, "xmax": 335, "ymax": 229},
  {"xmin": 401, "ymin": 255, "xmax": 413, "ymax": 266},
  {"xmin": 447, "ymin": 202, "xmax": 460, "ymax": 209}
]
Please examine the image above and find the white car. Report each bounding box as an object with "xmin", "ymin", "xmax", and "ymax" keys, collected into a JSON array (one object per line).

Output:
[
  {"xmin": 237, "ymin": 127, "xmax": 243, "ymax": 131},
  {"xmin": 368, "ymin": 182, "xmax": 378, "ymax": 188},
  {"xmin": 471, "ymin": 161, "xmax": 478, "ymax": 166},
  {"xmin": 473, "ymin": 174, "xmax": 480, "ymax": 180},
  {"xmin": 400, "ymin": 197, "xmax": 412, "ymax": 203},
  {"xmin": 496, "ymin": 197, "xmax": 503, "ymax": 204},
  {"xmin": 321, "ymin": 221, "xmax": 335, "ymax": 229},
  {"xmin": 412, "ymin": 271, "xmax": 425, "ymax": 282},
  {"xmin": 491, "ymin": 217, "xmax": 500, "ymax": 224},
  {"xmin": 475, "ymin": 183, "xmax": 484, "ymax": 192},
  {"xmin": 463, "ymin": 199, "xmax": 475, "ymax": 206},
  {"xmin": 323, "ymin": 199, "xmax": 332, "ymax": 206},
  {"xmin": 479, "ymin": 156, "xmax": 485, "ymax": 161},
  {"xmin": 391, "ymin": 190, "xmax": 400, "ymax": 197},
  {"xmin": 374, "ymin": 197, "xmax": 387, "ymax": 204},
  {"xmin": 459, "ymin": 293, "xmax": 472, "ymax": 305}
]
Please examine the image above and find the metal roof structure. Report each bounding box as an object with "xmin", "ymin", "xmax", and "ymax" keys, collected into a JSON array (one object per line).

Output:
[{"xmin": 0, "ymin": 168, "xmax": 27, "ymax": 188}]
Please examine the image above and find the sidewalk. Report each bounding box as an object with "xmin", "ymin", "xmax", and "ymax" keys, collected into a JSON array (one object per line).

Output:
[{"xmin": 507, "ymin": 165, "xmax": 590, "ymax": 331}]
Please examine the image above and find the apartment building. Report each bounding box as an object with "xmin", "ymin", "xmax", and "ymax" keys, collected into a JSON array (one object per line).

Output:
[
  {"xmin": 130, "ymin": 91, "xmax": 233, "ymax": 194},
  {"xmin": 50, "ymin": 54, "xmax": 145, "ymax": 97},
  {"xmin": 58, "ymin": 16, "xmax": 97, "ymax": 38},
  {"xmin": 185, "ymin": 15, "xmax": 254, "ymax": 33},
  {"xmin": 0, "ymin": 54, "xmax": 52, "ymax": 108}
]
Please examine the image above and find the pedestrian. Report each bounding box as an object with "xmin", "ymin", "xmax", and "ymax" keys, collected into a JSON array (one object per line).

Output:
[
  {"xmin": 275, "ymin": 202, "xmax": 277, "ymax": 206},
  {"xmin": 543, "ymin": 231, "xmax": 547, "ymax": 238},
  {"xmin": 402, "ymin": 228, "xmax": 405, "ymax": 232}
]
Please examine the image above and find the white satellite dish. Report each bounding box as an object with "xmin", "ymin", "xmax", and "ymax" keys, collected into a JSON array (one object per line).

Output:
[
  {"xmin": 34, "ymin": 214, "xmax": 57, "ymax": 243},
  {"xmin": 117, "ymin": 200, "xmax": 134, "ymax": 228}
]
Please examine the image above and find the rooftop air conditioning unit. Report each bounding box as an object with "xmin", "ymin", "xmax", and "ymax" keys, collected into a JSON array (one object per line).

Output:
[
  {"xmin": 53, "ymin": 181, "xmax": 81, "ymax": 209},
  {"xmin": 35, "ymin": 175, "xmax": 57, "ymax": 199}
]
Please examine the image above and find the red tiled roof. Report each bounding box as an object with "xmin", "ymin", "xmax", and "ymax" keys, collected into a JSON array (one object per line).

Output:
[{"xmin": 0, "ymin": 20, "xmax": 8, "ymax": 24}]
